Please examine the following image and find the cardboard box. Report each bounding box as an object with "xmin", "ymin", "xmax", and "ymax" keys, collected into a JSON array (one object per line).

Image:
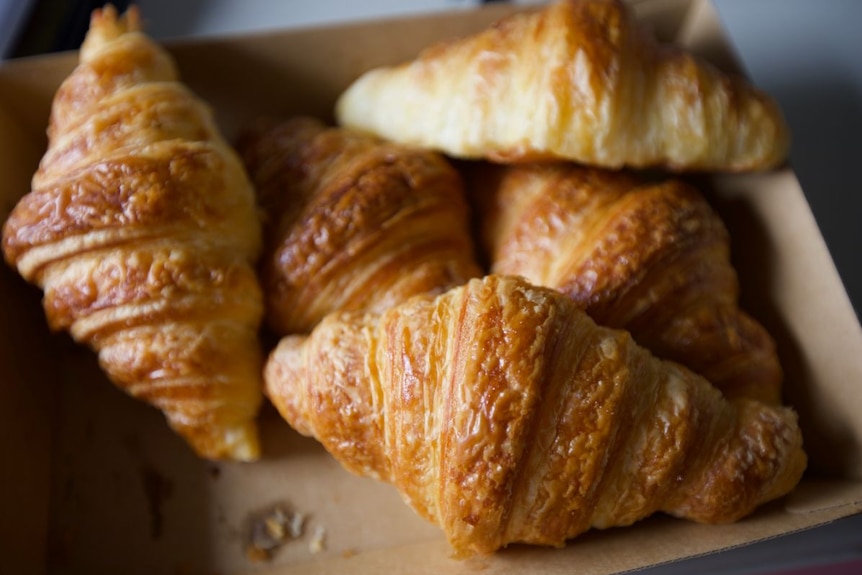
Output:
[{"xmin": 1, "ymin": 1, "xmax": 861, "ymax": 573}]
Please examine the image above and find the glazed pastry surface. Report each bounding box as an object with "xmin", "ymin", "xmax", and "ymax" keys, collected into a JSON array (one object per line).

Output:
[
  {"xmin": 336, "ymin": 0, "xmax": 789, "ymax": 171},
  {"xmin": 468, "ymin": 162, "xmax": 782, "ymax": 403},
  {"xmin": 238, "ymin": 116, "xmax": 481, "ymax": 335},
  {"xmin": 265, "ymin": 275, "xmax": 806, "ymax": 556}
]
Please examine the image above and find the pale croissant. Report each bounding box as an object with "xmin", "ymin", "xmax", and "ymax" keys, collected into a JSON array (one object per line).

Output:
[
  {"xmin": 467, "ymin": 162, "xmax": 782, "ymax": 403},
  {"xmin": 2, "ymin": 6, "xmax": 265, "ymax": 460},
  {"xmin": 265, "ymin": 274, "xmax": 806, "ymax": 556},
  {"xmin": 236, "ymin": 116, "xmax": 482, "ymax": 335},
  {"xmin": 335, "ymin": 0, "xmax": 789, "ymax": 172}
]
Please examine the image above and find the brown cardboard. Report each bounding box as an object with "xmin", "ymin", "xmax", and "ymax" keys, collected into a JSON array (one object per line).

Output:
[{"xmin": 1, "ymin": 1, "xmax": 861, "ymax": 574}]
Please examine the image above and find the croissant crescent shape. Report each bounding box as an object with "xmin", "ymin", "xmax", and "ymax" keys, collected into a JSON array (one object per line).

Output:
[
  {"xmin": 467, "ymin": 162, "xmax": 782, "ymax": 403},
  {"xmin": 335, "ymin": 0, "xmax": 789, "ymax": 171},
  {"xmin": 2, "ymin": 7, "xmax": 265, "ymax": 460},
  {"xmin": 265, "ymin": 275, "xmax": 806, "ymax": 556},
  {"xmin": 236, "ymin": 117, "xmax": 482, "ymax": 335}
]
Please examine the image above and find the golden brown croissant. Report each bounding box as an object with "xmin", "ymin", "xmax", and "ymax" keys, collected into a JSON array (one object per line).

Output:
[
  {"xmin": 265, "ymin": 274, "xmax": 806, "ymax": 556},
  {"xmin": 2, "ymin": 6, "xmax": 265, "ymax": 461},
  {"xmin": 335, "ymin": 0, "xmax": 789, "ymax": 172},
  {"xmin": 236, "ymin": 116, "xmax": 482, "ymax": 335},
  {"xmin": 467, "ymin": 162, "xmax": 782, "ymax": 403}
]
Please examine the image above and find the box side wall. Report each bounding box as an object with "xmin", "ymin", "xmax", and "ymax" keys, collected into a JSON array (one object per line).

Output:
[
  {"xmin": 0, "ymin": 102, "xmax": 59, "ymax": 574},
  {"xmin": 160, "ymin": 0, "xmax": 691, "ymax": 143},
  {"xmin": 678, "ymin": 0, "xmax": 862, "ymax": 480},
  {"xmin": 159, "ymin": 3, "xmax": 522, "ymax": 142}
]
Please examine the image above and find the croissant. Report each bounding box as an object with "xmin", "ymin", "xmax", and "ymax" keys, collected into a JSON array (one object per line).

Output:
[
  {"xmin": 335, "ymin": 0, "xmax": 789, "ymax": 172},
  {"xmin": 265, "ymin": 274, "xmax": 806, "ymax": 556},
  {"xmin": 236, "ymin": 116, "xmax": 482, "ymax": 335},
  {"xmin": 467, "ymin": 162, "xmax": 782, "ymax": 403},
  {"xmin": 1, "ymin": 6, "xmax": 265, "ymax": 460}
]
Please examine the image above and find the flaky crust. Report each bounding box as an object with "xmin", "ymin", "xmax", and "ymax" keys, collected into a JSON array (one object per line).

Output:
[
  {"xmin": 265, "ymin": 275, "xmax": 806, "ymax": 556},
  {"xmin": 2, "ymin": 6, "xmax": 265, "ymax": 460},
  {"xmin": 467, "ymin": 162, "xmax": 782, "ymax": 403},
  {"xmin": 335, "ymin": 0, "xmax": 789, "ymax": 172},
  {"xmin": 237, "ymin": 116, "xmax": 482, "ymax": 335}
]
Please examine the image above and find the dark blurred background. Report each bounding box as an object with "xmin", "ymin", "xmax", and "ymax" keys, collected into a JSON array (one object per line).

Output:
[{"xmin": 2, "ymin": 0, "xmax": 130, "ymax": 58}]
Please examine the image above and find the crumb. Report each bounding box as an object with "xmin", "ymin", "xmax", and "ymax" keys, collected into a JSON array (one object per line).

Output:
[
  {"xmin": 264, "ymin": 516, "xmax": 285, "ymax": 540},
  {"xmin": 244, "ymin": 503, "xmax": 305, "ymax": 563},
  {"xmin": 245, "ymin": 545, "xmax": 271, "ymax": 564},
  {"xmin": 341, "ymin": 548, "xmax": 358, "ymax": 558},
  {"xmin": 309, "ymin": 525, "xmax": 327, "ymax": 554},
  {"xmin": 288, "ymin": 511, "xmax": 305, "ymax": 538}
]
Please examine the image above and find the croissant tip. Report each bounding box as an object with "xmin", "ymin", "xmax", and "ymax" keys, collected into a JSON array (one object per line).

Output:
[
  {"xmin": 82, "ymin": 3, "xmax": 143, "ymax": 59},
  {"xmin": 178, "ymin": 420, "xmax": 262, "ymax": 462},
  {"xmin": 89, "ymin": 4, "xmax": 141, "ymax": 31}
]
